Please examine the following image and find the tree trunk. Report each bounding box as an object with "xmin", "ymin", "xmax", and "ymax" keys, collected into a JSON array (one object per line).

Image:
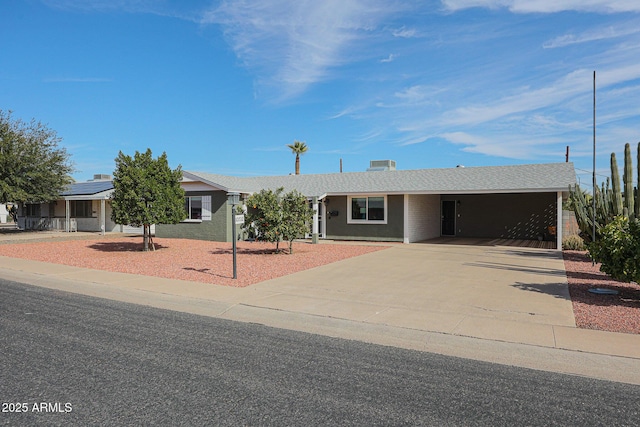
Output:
[
  {"xmin": 295, "ymin": 154, "xmax": 300, "ymax": 175},
  {"xmin": 143, "ymin": 224, "xmax": 149, "ymax": 251}
]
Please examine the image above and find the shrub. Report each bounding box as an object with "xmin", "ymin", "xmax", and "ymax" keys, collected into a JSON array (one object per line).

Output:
[
  {"xmin": 562, "ymin": 235, "xmax": 586, "ymax": 251},
  {"xmin": 588, "ymin": 215, "xmax": 640, "ymax": 283}
]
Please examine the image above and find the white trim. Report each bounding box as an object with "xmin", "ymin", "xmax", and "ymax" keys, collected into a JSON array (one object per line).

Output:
[
  {"xmin": 325, "ymin": 188, "xmax": 569, "ymax": 197},
  {"xmin": 184, "ymin": 195, "xmax": 210, "ymax": 221},
  {"xmin": 312, "ymin": 197, "xmax": 319, "ymax": 236},
  {"xmin": 201, "ymin": 195, "xmax": 212, "ymax": 221},
  {"xmin": 63, "ymin": 190, "xmax": 113, "ymax": 201},
  {"xmin": 556, "ymin": 191, "xmax": 563, "ymax": 251},
  {"xmin": 347, "ymin": 195, "xmax": 388, "ymax": 225},
  {"xmin": 182, "ymin": 171, "xmax": 231, "ymax": 192},
  {"xmin": 403, "ymin": 194, "xmax": 409, "ymax": 244},
  {"xmin": 321, "ymin": 201, "xmax": 326, "ymax": 237},
  {"xmin": 100, "ymin": 199, "xmax": 106, "ymax": 235},
  {"xmin": 65, "ymin": 200, "xmax": 70, "ymax": 232}
]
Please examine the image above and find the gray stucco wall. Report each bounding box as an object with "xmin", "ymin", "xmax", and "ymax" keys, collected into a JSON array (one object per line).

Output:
[
  {"xmin": 155, "ymin": 191, "xmax": 231, "ymax": 242},
  {"xmin": 325, "ymin": 195, "xmax": 404, "ymax": 242},
  {"xmin": 440, "ymin": 193, "xmax": 557, "ymax": 240}
]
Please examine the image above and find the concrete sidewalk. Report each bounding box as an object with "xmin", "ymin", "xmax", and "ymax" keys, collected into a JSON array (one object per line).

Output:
[{"xmin": 1, "ymin": 241, "xmax": 640, "ymax": 385}]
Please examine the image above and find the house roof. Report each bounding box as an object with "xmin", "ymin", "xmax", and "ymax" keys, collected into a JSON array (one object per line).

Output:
[
  {"xmin": 61, "ymin": 180, "xmax": 114, "ymax": 197},
  {"xmin": 184, "ymin": 162, "xmax": 576, "ymax": 198}
]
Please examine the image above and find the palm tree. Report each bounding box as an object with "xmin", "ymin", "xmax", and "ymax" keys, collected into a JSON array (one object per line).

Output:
[{"xmin": 287, "ymin": 140, "xmax": 308, "ymax": 175}]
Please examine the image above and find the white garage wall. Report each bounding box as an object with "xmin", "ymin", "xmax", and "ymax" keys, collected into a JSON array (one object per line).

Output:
[{"xmin": 406, "ymin": 194, "xmax": 441, "ymax": 243}]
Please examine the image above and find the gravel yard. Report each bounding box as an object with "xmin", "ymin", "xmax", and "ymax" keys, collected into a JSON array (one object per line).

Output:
[
  {"xmin": 564, "ymin": 250, "xmax": 640, "ymax": 335},
  {"xmin": 0, "ymin": 235, "xmax": 387, "ymax": 288}
]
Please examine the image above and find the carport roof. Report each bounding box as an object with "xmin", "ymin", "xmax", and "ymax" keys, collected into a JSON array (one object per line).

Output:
[{"xmin": 184, "ymin": 162, "xmax": 576, "ymax": 198}]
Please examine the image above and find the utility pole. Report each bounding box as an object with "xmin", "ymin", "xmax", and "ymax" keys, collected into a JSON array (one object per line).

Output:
[{"xmin": 592, "ymin": 71, "xmax": 596, "ymax": 246}]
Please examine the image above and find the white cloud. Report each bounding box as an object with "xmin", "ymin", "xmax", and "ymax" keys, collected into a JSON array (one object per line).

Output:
[
  {"xmin": 441, "ymin": 0, "xmax": 640, "ymax": 13},
  {"xmin": 380, "ymin": 54, "xmax": 396, "ymax": 63},
  {"xmin": 440, "ymin": 131, "xmax": 563, "ymax": 158},
  {"xmin": 202, "ymin": 0, "xmax": 401, "ymax": 101},
  {"xmin": 441, "ymin": 64, "xmax": 640, "ymax": 127},
  {"xmin": 394, "ymin": 85, "xmax": 429, "ymax": 101},
  {"xmin": 392, "ymin": 26, "xmax": 418, "ymax": 38},
  {"xmin": 544, "ymin": 24, "xmax": 640, "ymax": 48}
]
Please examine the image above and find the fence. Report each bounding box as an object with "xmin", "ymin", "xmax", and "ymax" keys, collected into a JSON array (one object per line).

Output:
[{"xmin": 21, "ymin": 217, "xmax": 78, "ymax": 232}]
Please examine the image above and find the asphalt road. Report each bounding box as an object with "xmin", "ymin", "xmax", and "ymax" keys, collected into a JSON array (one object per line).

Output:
[{"xmin": 1, "ymin": 280, "xmax": 639, "ymax": 426}]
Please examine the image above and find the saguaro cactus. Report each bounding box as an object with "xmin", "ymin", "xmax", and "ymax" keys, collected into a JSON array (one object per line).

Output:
[
  {"xmin": 610, "ymin": 152, "xmax": 623, "ymax": 216},
  {"xmin": 623, "ymin": 142, "xmax": 634, "ymax": 217},
  {"xmin": 637, "ymin": 142, "xmax": 640, "ymax": 219},
  {"xmin": 569, "ymin": 141, "xmax": 640, "ymax": 240}
]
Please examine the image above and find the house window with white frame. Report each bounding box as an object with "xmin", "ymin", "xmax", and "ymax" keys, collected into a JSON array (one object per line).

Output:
[
  {"xmin": 183, "ymin": 195, "xmax": 212, "ymax": 221},
  {"xmin": 185, "ymin": 196, "xmax": 203, "ymax": 220},
  {"xmin": 348, "ymin": 196, "xmax": 386, "ymax": 223}
]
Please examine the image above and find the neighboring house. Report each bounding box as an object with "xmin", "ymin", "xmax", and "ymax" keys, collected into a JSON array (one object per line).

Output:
[
  {"xmin": 0, "ymin": 204, "xmax": 9, "ymax": 223},
  {"xmin": 19, "ymin": 175, "xmax": 115, "ymax": 233},
  {"xmin": 19, "ymin": 174, "xmax": 151, "ymax": 234},
  {"xmin": 155, "ymin": 161, "xmax": 577, "ymax": 250}
]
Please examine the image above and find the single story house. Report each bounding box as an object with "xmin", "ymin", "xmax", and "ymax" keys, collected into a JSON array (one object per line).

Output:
[
  {"xmin": 155, "ymin": 161, "xmax": 577, "ymax": 250},
  {"xmin": 17, "ymin": 162, "xmax": 576, "ymax": 249},
  {"xmin": 19, "ymin": 174, "xmax": 150, "ymax": 234}
]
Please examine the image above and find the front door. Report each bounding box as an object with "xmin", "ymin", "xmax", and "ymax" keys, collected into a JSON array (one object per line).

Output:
[{"xmin": 441, "ymin": 201, "xmax": 456, "ymax": 236}]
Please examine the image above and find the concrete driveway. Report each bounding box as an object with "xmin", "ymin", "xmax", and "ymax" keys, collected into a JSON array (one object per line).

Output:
[{"xmin": 248, "ymin": 242, "xmax": 576, "ymax": 348}]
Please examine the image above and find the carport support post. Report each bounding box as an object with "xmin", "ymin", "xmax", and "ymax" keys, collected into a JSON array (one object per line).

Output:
[
  {"xmin": 556, "ymin": 191, "xmax": 563, "ymax": 251},
  {"xmin": 65, "ymin": 199, "xmax": 70, "ymax": 233},
  {"xmin": 312, "ymin": 197, "xmax": 319, "ymax": 244},
  {"xmin": 100, "ymin": 199, "xmax": 106, "ymax": 235},
  {"xmin": 403, "ymin": 194, "xmax": 409, "ymax": 244}
]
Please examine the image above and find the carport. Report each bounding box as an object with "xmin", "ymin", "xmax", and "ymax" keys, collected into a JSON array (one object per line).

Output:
[
  {"xmin": 401, "ymin": 165, "xmax": 572, "ymax": 250},
  {"xmin": 439, "ymin": 192, "xmax": 560, "ymax": 247}
]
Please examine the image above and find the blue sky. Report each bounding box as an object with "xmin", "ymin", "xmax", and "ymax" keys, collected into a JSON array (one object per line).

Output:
[{"xmin": 2, "ymin": 1, "xmax": 640, "ymax": 188}]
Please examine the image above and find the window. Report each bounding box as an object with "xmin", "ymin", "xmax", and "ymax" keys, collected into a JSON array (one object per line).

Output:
[
  {"xmin": 184, "ymin": 195, "xmax": 212, "ymax": 221},
  {"xmin": 25, "ymin": 204, "xmax": 41, "ymax": 217},
  {"xmin": 70, "ymin": 200, "xmax": 92, "ymax": 217},
  {"xmin": 348, "ymin": 196, "xmax": 386, "ymax": 223},
  {"xmin": 185, "ymin": 196, "xmax": 202, "ymax": 219}
]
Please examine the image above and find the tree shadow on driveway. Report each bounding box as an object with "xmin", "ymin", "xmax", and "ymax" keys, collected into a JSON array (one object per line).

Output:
[
  {"xmin": 464, "ymin": 261, "xmax": 567, "ymax": 277},
  {"xmin": 511, "ymin": 282, "xmax": 571, "ymax": 300}
]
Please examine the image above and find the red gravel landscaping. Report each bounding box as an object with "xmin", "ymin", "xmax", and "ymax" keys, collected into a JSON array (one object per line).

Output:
[
  {"xmin": 0, "ymin": 236, "xmax": 388, "ymax": 288},
  {"xmin": 564, "ymin": 250, "xmax": 640, "ymax": 335}
]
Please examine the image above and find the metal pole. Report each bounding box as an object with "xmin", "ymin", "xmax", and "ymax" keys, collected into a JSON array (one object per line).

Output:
[
  {"xmin": 592, "ymin": 70, "xmax": 596, "ymax": 245},
  {"xmin": 232, "ymin": 204, "xmax": 237, "ymax": 279}
]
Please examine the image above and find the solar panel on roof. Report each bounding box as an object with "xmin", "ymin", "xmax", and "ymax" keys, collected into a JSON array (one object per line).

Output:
[{"xmin": 61, "ymin": 181, "xmax": 114, "ymax": 196}]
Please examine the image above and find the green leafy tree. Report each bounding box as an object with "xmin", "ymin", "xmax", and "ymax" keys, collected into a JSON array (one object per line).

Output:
[
  {"xmin": 244, "ymin": 188, "xmax": 284, "ymax": 252},
  {"xmin": 111, "ymin": 149, "xmax": 186, "ymax": 251},
  {"xmin": 280, "ymin": 190, "xmax": 314, "ymax": 254},
  {"xmin": 287, "ymin": 140, "xmax": 308, "ymax": 175},
  {"xmin": 244, "ymin": 187, "xmax": 314, "ymax": 253},
  {"xmin": 588, "ymin": 216, "xmax": 640, "ymax": 283},
  {"xmin": 0, "ymin": 110, "xmax": 73, "ymax": 205}
]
